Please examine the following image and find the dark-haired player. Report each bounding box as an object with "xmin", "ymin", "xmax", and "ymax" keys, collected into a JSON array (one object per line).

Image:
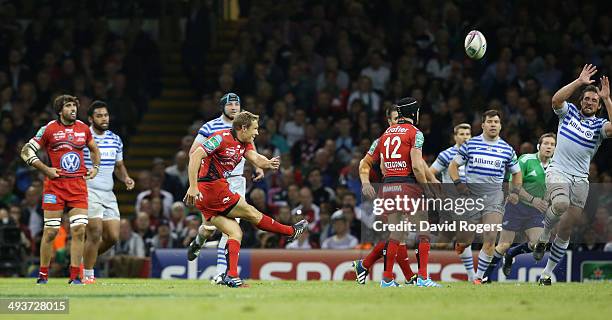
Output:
[{"xmin": 20, "ymin": 95, "xmax": 100, "ymax": 284}]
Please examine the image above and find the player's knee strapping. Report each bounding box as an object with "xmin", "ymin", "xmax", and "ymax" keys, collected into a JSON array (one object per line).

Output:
[
  {"xmin": 549, "ymin": 188, "xmax": 569, "ymax": 216},
  {"xmin": 69, "ymin": 214, "xmax": 89, "ymax": 227},
  {"xmin": 44, "ymin": 217, "xmax": 62, "ymax": 229}
]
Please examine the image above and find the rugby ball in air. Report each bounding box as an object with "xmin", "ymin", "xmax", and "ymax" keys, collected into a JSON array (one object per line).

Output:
[{"xmin": 464, "ymin": 30, "xmax": 487, "ymax": 60}]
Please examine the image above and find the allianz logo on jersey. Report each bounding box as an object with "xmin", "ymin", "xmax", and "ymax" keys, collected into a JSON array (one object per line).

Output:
[
  {"xmin": 100, "ymin": 150, "xmax": 116, "ymax": 159},
  {"xmin": 385, "ymin": 126, "xmax": 409, "ymax": 133},
  {"xmin": 569, "ymin": 119, "xmax": 594, "ymax": 139},
  {"xmin": 473, "ymin": 157, "xmax": 502, "ymax": 168}
]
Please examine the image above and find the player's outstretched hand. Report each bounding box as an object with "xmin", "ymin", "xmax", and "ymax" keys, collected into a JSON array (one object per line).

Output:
[
  {"xmin": 183, "ymin": 186, "xmax": 202, "ymax": 207},
  {"xmin": 532, "ymin": 197, "xmax": 548, "ymax": 213},
  {"xmin": 125, "ymin": 177, "xmax": 135, "ymax": 190},
  {"xmin": 267, "ymin": 156, "xmax": 280, "ymax": 170},
  {"xmin": 578, "ymin": 64, "xmax": 597, "ymax": 85},
  {"xmin": 45, "ymin": 167, "xmax": 60, "ymax": 179},
  {"xmin": 361, "ymin": 183, "xmax": 376, "ymax": 200},
  {"xmin": 596, "ymin": 76, "xmax": 610, "ymax": 100},
  {"xmin": 253, "ymin": 167, "xmax": 265, "ymax": 181}
]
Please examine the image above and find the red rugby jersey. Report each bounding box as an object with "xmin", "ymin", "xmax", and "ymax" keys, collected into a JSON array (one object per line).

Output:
[
  {"xmin": 198, "ymin": 129, "xmax": 255, "ymax": 181},
  {"xmin": 367, "ymin": 122, "xmax": 424, "ymax": 178},
  {"xmin": 31, "ymin": 120, "xmax": 93, "ymax": 177}
]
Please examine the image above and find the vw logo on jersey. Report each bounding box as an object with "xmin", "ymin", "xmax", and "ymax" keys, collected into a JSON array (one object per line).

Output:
[
  {"xmin": 585, "ymin": 130, "xmax": 594, "ymax": 139},
  {"xmin": 60, "ymin": 152, "xmax": 81, "ymax": 173},
  {"xmin": 494, "ymin": 160, "xmax": 502, "ymax": 168}
]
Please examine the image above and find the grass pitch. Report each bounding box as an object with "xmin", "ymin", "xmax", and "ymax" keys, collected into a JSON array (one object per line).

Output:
[{"xmin": 0, "ymin": 279, "xmax": 611, "ymax": 320}]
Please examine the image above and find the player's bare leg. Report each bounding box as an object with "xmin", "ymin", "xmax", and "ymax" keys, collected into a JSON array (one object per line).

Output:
[
  {"xmin": 98, "ymin": 220, "xmax": 120, "ymax": 254},
  {"xmin": 484, "ymin": 229, "xmax": 515, "ymax": 280},
  {"xmin": 68, "ymin": 208, "xmax": 88, "ymax": 284},
  {"xmin": 475, "ymin": 213, "xmax": 502, "ymax": 282},
  {"xmin": 209, "ymin": 215, "xmax": 245, "ymax": 287},
  {"xmin": 37, "ymin": 210, "xmax": 63, "ymax": 284},
  {"xmin": 227, "ymin": 197, "xmax": 307, "ymax": 241},
  {"xmin": 83, "ymin": 217, "xmax": 103, "ymax": 283}
]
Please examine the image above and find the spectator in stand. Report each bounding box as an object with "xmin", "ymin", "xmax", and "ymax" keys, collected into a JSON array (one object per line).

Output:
[
  {"xmin": 151, "ymin": 157, "xmax": 184, "ymax": 202},
  {"xmin": 282, "ymin": 108, "xmax": 307, "ymax": 146},
  {"xmin": 111, "ymin": 218, "xmax": 145, "ymax": 257},
  {"xmin": 291, "ymin": 123, "xmax": 322, "ymax": 168},
  {"xmin": 291, "ymin": 187, "xmax": 320, "ymax": 229},
  {"xmin": 135, "ymin": 174, "xmax": 174, "ymax": 217},
  {"xmin": 169, "ymin": 201, "xmax": 186, "ymax": 236},
  {"xmin": 307, "ymin": 168, "xmax": 336, "ymax": 206},
  {"xmin": 360, "ymin": 51, "xmax": 390, "ymax": 94},
  {"xmin": 321, "ymin": 211, "xmax": 359, "ymax": 249},
  {"xmin": 347, "ymin": 76, "xmax": 381, "ymax": 115},
  {"xmin": 19, "ymin": 186, "xmax": 43, "ymax": 239},
  {"xmin": 165, "ymin": 151, "xmax": 189, "ymax": 187},
  {"xmin": 133, "ymin": 212, "xmax": 155, "ymax": 255},
  {"xmin": 150, "ymin": 219, "xmax": 180, "ymax": 250}
]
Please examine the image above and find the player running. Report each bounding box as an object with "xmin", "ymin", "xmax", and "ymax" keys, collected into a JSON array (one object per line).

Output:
[
  {"xmin": 183, "ymin": 111, "xmax": 307, "ymax": 288},
  {"xmin": 20, "ymin": 95, "xmax": 100, "ymax": 285},
  {"xmin": 428, "ymin": 123, "xmax": 475, "ymax": 281},
  {"xmin": 448, "ymin": 110, "xmax": 523, "ymax": 285},
  {"xmin": 82, "ymin": 101, "xmax": 135, "ymax": 284},
  {"xmin": 482, "ymin": 133, "xmax": 556, "ymax": 280},
  {"xmin": 533, "ymin": 66, "xmax": 612, "ymax": 286},
  {"xmin": 353, "ymin": 97, "xmax": 440, "ymax": 287},
  {"xmin": 186, "ymin": 92, "xmax": 265, "ymax": 285}
]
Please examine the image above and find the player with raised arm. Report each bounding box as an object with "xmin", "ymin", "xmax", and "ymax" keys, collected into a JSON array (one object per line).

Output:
[
  {"xmin": 82, "ymin": 101, "xmax": 135, "ymax": 284},
  {"xmin": 533, "ymin": 66, "xmax": 612, "ymax": 286},
  {"xmin": 183, "ymin": 111, "xmax": 308, "ymax": 287},
  {"xmin": 429, "ymin": 123, "xmax": 475, "ymax": 281},
  {"xmin": 20, "ymin": 95, "xmax": 100, "ymax": 285},
  {"xmin": 353, "ymin": 97, "xmax": 440, "ymax": 287},
  {"xmin": 481, "ymin": 133, "xmax": 556, "ymax": 280},
  {"xmin": 448, "ymin": 110, "xmax": 523, "ymax": 285},
  {"xmin": 186, "ymin": 93, "xmax": 265, "ymax": 285}
]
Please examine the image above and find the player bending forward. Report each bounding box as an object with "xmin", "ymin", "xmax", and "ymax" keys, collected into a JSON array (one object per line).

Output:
[{"xmin": 183, "ymin": 111, "xmax": 307, "ymax": 287}]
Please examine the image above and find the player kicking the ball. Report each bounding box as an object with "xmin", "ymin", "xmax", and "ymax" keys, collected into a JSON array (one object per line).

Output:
[
  {"xmin": 186, "ymin": 93, "xmax": 265, "ymax": 285},
  {"xmin": 21, "ymin": 95, "xmax": 100, "ymax": 285},
  {"xmin": 183, "ymin": 111, "xmax": 307, "ymax": 287},
  {"xmin": 533, "ymin": 66, "xmax": 612, "ymax": 285}
]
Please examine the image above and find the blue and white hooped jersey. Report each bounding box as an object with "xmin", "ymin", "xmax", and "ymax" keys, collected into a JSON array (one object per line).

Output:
[
  {"xmin": 84, "ymin": 128, "xmax": 123, "ymax": 191},
  {"xmin": 431, "ymin": 145, "xmax": 466, "ymax": 183},
  {"xmin": 549, "ymin": 101, "xmax": 609, "ymax": 178},
  {"xmin": 453, "ymin": 134, "xmax": 520, "ymax": 191},
  {"xmin": 197, "ymin": 115, "xmax": 245, "ymax": 175}
]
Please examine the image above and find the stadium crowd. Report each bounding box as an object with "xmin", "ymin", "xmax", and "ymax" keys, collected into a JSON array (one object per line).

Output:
[{"xmin": 1, "ymin": 0, "xmax": 612, "ymax": 275}]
